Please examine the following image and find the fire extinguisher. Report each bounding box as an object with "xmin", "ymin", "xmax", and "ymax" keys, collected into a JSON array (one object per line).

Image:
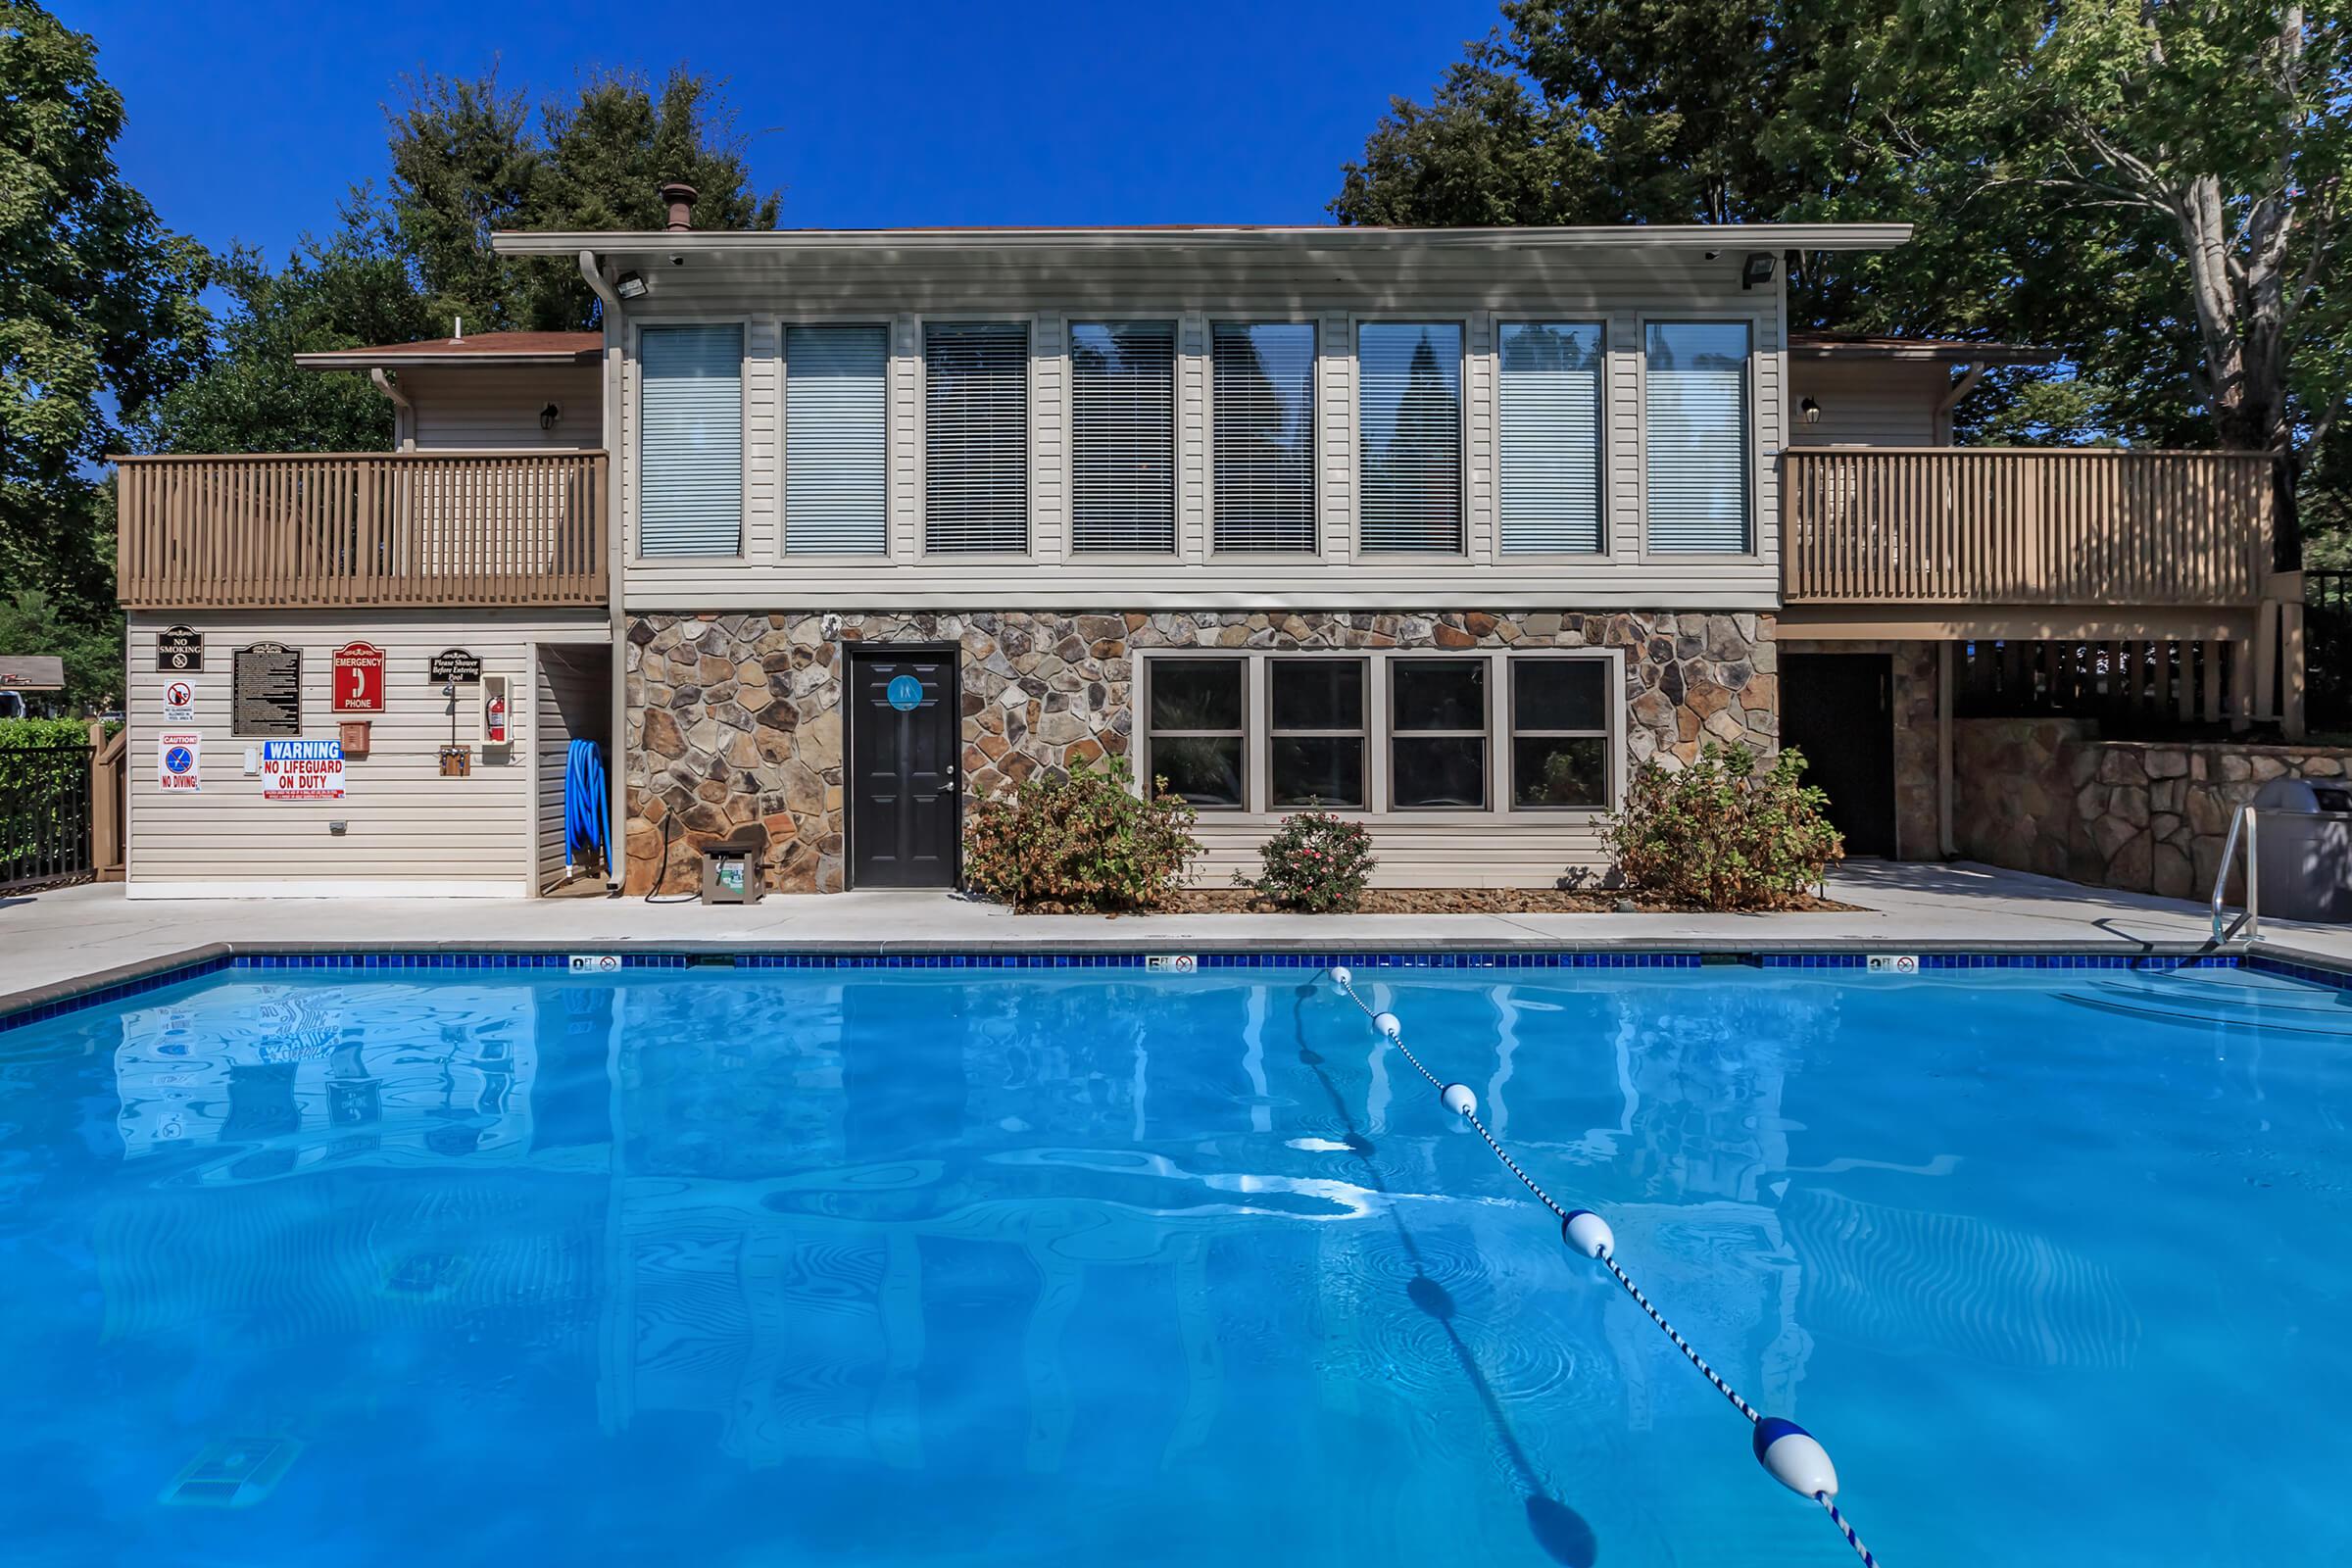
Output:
[{"xmin": 486, "ymin": 692, "xmax": 508, "ymax": 745}]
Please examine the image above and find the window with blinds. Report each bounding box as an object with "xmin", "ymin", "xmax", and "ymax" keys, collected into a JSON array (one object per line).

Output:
[
  {"xmin": 784, "ymin": 324, "xmax": 888, "ymax": 555},
  {"xmin": 1212, "ymin": 322, "xmax": 1316, "ymax": 553},
  {"xmin": 638, "ymin": 324, "xmax": 743, "ymax": 558},
  {"xmin": 1070, "ymin": 321, "xmax": 1176, "ymax": 553},
  {"xmin": 1498, "ymin": 322, "xmax": 1604, "ymax": 555},
  {"xmin": 1643, "ymin": 320, "xmax": 1751, "ymax": 553},
  {"xmin": 1357, "ymin": 322, "xmax": 1463, "ymax": 553},
  {"xmin": 924, "ymin": 322, "xmax": 1028, "ymax": 554}
]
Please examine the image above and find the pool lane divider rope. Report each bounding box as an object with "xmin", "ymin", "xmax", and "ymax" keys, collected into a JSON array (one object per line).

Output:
[{"xmin": 1329, "ymin": 967, "xmax": 1883, "ymax": 1568}]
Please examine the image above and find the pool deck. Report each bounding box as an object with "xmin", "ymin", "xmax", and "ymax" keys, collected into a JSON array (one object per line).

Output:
[{"xmin": 5, "ymin": 859, "xmax": 2348, "ymax": 1015}]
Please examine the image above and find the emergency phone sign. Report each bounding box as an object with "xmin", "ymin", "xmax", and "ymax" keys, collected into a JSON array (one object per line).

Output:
[
  {"xmin": 261, "ymin": 739, "xmax": 346, "ymax": 801},
  {"xmin": 332, "ymin": 641, "xmax": 385, "ymax": 713}
]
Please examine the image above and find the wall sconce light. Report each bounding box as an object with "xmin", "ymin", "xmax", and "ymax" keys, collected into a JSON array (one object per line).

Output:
[
  {"xmin": 1800, "ymin": 396, "xmax": 1823, "ymax": 425},
  {"xmin": 540, "ymin": 402, "xmax": 563, "ymax": 430},
  {"xmin": 614, "ymin": 270, "xmax": 650, "ymax": 300},
  {"xmin": 1741, "ymin": 252, "xmax": 1777, "ymax": 289}
]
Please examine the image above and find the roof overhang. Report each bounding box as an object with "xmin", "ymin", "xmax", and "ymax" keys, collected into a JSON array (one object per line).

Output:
[
  {"xmin": 0, "ymin": 656, "xmax": 67, "ymax": 691},
  {"xmin": 1788, "ymin": 336, "xmax": 2058, "ymax": 366},
  {"xmin": 493, "ymin": 222, "xmax": 1914, "ymax": 259},
  {"xmin": 293, "ymin": 338, "xmax": 603, "ymax": 372}
]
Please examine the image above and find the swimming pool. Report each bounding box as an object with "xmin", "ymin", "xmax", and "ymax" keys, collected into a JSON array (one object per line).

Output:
[{"xmin": 1, "ymin": 955, "xmax": 2346, "ymax": 1565}]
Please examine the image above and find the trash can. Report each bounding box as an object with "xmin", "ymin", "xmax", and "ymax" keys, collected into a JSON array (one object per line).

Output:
[
  {"xmin": 699, "ymin": 825, "xmax": 768, "ymax": 906},
  {"xmin": 2250, "ymin": 777, "xmax": 2352, "ymax": 923}
]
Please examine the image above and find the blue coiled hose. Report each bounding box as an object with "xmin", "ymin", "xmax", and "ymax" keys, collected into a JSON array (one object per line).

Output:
[{"xmin": 564, "ymin": 738, "xmax": 608, "ymax": 870}]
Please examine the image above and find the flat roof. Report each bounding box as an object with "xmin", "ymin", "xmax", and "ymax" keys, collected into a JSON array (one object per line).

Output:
[
  {"xmin": 0, "ymin": 656, "xmax": 67, "ymax": 690},
  {"xmin": 294, "ymin": 331, "xmax": 602, "ymax": 371},
  {"xmin": 490, "ymin": 221, "xmax": 1914, "ymax": 257},
  {"xmin": 1789, "ymin": 332, "xmax": 2058, "ymax": 365}
]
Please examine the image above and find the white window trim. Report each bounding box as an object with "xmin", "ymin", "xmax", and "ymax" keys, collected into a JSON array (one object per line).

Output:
[
  {"xmin": 1494, "ymin": 318, "xmax": 1611, "ymax": 562},
  {"xmin": 1136, "ymin": 647, "xmax": 1625, "ymax": 822},
  {"xmin": 628, "ymin": 315, "xmax": 753, "ymax": 565},
  {"xmin": 1349, "ymin": 316, "xmax": 1471, "ymax": 560},
  {"xmin": 1208, "ymin": 318, "xmax": 1323, "ymax": 563},
  {"xmin": 1634, "ymin": 311, "xmax": 1764, "ymax": 565},
  {"xmin": 917, "ymin": 314, "xmax": 1039, "ymax": 564},
  {"xmin": 773, "ymin": 315, "xmax": 896, "ymax": 566}
]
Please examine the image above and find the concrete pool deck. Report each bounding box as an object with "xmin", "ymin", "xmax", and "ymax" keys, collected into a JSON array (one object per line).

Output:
[{"xmin": 6, "ymin": 859, "xmax": 2348, "ymax": 1014}]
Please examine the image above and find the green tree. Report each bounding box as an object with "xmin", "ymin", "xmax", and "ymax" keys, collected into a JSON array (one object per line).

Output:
[{"xmin": 0, "ymin": 0, "xmax": 206, "ymax": 618}]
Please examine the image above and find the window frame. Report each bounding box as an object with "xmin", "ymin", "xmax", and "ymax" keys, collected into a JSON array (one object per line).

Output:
[
  {"xmin": 776, "ymin": 316, "xmax": 895, "ymax": 564},
  {"xmin": 1066, "ymin": 318, "xmax": 1182, "ymax": 558},
  {"xmin": 1351, "ymin": 317, "xmax": 1470, "ymax": 558},
  {"xmin": 630, "ymin": 317, "xmax": 753, "ymax": 565},
  {"xmin": 1636, "ymin": 313, "xmax": 1760, "ymax": 563},
  {"xmin": 1265, "ymin": 656, "xmax": 1369, "ymax": 811},
  {"xmin": 918, "ymin": 315, "xmax": 1036, "ymax": 563},
  {"xmin": 1386, "ymin": 655, "xmax": 1494, "ymax": 812},
  {"xmin": 1495, "ymin": 319, "xmax": 1609, "ymax": 561},
  {"xmin": 1141, "ymin": 654, "xmax": 1250, "ymax": 811},
  {"xmin": 1208, "ymin": 318, "xmax": 1322, "ymax": 561},
  {"xmin": 1506, "ymin": 656, "xmax": 1617, "ymax": 812}
]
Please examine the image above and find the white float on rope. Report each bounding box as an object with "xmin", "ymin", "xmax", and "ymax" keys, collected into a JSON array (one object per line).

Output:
[
  {"xmin": 1440, "ymin": 1083, "xmax": 1477, "ymax": 1118},
  {"xmin": 1371, "ymin": 1010, "xmax": 1402, "ymax": 1041},
  {"xmin": 1561, "ymin": 1208, "xmax": 1616, "ymax": 1260},
  {"xmin": 1753, "ymin": 1418, "xmax": 1839, "ymax": 1500}
]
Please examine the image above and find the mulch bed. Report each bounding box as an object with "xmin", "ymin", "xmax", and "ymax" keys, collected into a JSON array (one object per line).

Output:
[{"xmin": 1148, "ymin": 887, "xmax": 1864, "ymax": 915}]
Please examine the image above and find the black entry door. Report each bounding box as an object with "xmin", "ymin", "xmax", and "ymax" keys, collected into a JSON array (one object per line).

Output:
[
  {"xmin": 849, "ymin": 650, "xmax": 959, "ymax": 888},
  {"xmin": 1781, "ymin": 653, "xmax": 1897, "ymax": 858}
]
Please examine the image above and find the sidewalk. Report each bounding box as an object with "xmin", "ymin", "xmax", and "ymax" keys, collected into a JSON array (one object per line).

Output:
[{"xmin": 7, "ymin": 860, "xmax": 2346, "ymax": 1011}]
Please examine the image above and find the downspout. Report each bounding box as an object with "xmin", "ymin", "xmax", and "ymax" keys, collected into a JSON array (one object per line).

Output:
[
  {"xmin": 368, "ymin": 368, "xmax": 416, "ymax": 451},
  {"xmin": 580, "ymin": 249, "xmax": 630, "ymax": 893}
]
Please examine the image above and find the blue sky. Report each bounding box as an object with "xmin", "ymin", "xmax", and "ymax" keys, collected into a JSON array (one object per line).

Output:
[{"xmin": 70, "ymin": 0, "xmax": 1500, "ymax": 264}]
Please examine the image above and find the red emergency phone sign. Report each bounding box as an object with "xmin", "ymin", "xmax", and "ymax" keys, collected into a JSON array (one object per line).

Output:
[{"xmin": 332, "ymin": 641, "xmax": 386, "ymax": 713}]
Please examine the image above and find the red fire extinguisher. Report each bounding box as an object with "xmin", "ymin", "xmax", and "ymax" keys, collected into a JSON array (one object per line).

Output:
[{"xmin": 485, "ymin": 692, "xmax": 508, "ymax": 745}]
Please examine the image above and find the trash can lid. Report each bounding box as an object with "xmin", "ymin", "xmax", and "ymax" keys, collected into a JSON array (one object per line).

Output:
[{"xmin": 2253, "ymin": 776, "xmax": 2352, "ymax": 814}]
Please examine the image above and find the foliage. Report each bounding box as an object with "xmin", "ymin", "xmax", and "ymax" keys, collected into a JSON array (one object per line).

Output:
[
  {"xmin": 0, "ymin": 581, "xmax": 122, "ymax": 714},
  {"xmin": 0, "ymin": 715, "xmax": 92, "ymax": 748},
  {"xmin": 1245, "ymin": 810, "xmax": 1379, "ymax": 912},
  {"xmin": 1601, "ymin": 743, "xmax": 1843, "ymax": 910},
  {"xmin": 1334, "ymin": 0, "xmax": 2351, "ymax": 550},
  {"xmin": 0, "ymin": 2, "xmax": 207, "ymax": 621},
  {"xmin": 961, "ymin": 759, "xmax": 1202, "ymax": 913}
]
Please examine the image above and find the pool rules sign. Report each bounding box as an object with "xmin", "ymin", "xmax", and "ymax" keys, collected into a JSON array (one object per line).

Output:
[{"xmin": 261, "ymin": 739, "xmax": 345, "ymax": 801}]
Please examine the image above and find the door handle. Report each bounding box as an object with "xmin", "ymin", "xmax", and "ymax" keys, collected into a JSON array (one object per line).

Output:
[{"xmin": 943, "ymin": 779, "xmax": 956, "ymax": 793}]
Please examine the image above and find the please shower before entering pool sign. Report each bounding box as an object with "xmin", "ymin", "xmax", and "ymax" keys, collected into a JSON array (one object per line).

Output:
[{"xmin": 261, "ymin": 739, "xmax": 345, "ymax": 801}]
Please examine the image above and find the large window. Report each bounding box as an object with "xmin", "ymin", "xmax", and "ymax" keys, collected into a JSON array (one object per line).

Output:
[
  {"xmin": 1269, "ymin": 659, "xmax": 1365, "ymax": 808},
  {"xmin": 1140, "ymin": 652, "xmax": 1615, "ymax": 816},
  {"xmin": 925, "ymin": 322, "xmax": 1028, "ymax": 554},
  {"xmin": 1145, "ymin": 659, "xmax": 1245, "ymax": 808},
  {"xmin": 1643, "ymin": 320, "xmax": 1751, "ymax": 553},
  {"xmin": 638, "ymin": 324, "xmax": 743, "ymax": 558},
  {"xmin": 1499, "ymin": 322, "xmax": 1604, "ymax": 555},
  {"xmin": 1511, "ymin": 659, "xmax": 1610, "ymax": 808},
  {"xmin": 1212, "ymin": 322, "xmax": 1317, "ymax": 553},
  {"xmin": 1391, "ymin": 660, "xmax": 1488, "ymax": 808},
  {"xmin": 784, "ymin": 324, "xmax": 888, "ymax": 555},
  {"xmin": 1357, "ymin": 322, "xmax": 1463, "ymax": 553},
  {"xmin": 1070, "ymin": 321, "xmax": 1177, "ymax": 553}
]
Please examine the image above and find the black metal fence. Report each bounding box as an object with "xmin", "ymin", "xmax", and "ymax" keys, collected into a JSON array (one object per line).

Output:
[
  {"xmin": 1, "ymin": 744, "xmax": 95, "ymax": 892},
  {"xmin": 2312, "ymin": 570, "xmax": 2352, "ymax": 734}
]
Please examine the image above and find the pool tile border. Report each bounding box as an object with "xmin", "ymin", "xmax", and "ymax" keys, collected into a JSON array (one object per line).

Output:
[{"xmin": 5, "ymin": 942, "xmax": 2349, "ymax": 1035}]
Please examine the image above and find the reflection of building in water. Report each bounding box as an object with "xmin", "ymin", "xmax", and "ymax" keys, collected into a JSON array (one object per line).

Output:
[{"xmin": 114, "ymin": 984, "xmax": 533, "ymax": 1180}]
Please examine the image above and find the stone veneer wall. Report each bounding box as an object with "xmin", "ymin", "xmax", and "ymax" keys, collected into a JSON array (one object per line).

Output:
[
  {"xmin": 1954, "ymin": 716, "xmax": 2352, "ymax": 898},
  {"xmin": 623, "ymin": 610, "xmax": 1780, "ymax": 894}
]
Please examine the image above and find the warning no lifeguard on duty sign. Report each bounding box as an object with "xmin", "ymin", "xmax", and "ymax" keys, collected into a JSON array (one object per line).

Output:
[{"xmin": 261, "ymin": 739, "xmax": 346, "ymax": 801}]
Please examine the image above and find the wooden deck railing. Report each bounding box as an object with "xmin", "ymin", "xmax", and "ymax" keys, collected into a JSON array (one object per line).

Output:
[
  {"xmin": 1783, "ymin": 447, "xmax": 2278, "ymax": 606},
  {"xmin": 114, "ymin": 451, "xmax": 608, "ymax": 610}
]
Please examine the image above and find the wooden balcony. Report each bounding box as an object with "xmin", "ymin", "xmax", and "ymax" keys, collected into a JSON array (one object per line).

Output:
[
  {"xmin": 1783, "ymin": 447, "xmax": 2278, "ymax": 609},
  {"xmin": 114, "ymin": 451, "xmax": 608, "ymax": 611}
]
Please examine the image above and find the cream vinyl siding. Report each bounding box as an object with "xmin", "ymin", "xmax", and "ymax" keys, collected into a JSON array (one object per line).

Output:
[
  {"xmin": 610, "ymin": 246, "xmax": 1786, "ymax": 610},
  {"xmin": 534, "ymin": 646, "xmax": 609, "ymax": 889},
  {"xmin": 124, "ymin": 611, "xmax": 606, "ymax": 896},
  {"xmin": 1788, "ymin": 359, "xmax": 1951, "ymax": 447},
  {"xmin": 401, "ymin": 364, "xmax": 603, "ymax": 451}
]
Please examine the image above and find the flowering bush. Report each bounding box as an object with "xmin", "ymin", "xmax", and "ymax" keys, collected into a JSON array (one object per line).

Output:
[
  {"xmin": 1601, "ymin": 742, "xmax": 1843, "ymax": 910},
  {"xmin": 961, "ymin": 758, "xmax": 1202, "ymax": 912},
  {"xmin": 1248, "ymin": 810, "xmax": 1378, "ymax": 912}
]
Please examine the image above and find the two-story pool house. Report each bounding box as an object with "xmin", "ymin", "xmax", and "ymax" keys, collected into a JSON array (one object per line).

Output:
[{"xmin": 111, "ymin": 192, "xmax": 2296, "ymax": 899}]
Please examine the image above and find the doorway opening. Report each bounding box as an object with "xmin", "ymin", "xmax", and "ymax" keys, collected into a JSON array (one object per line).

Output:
[
  {"xmin": 847, "ymin": 646, "xmax": 960, "ymax": 889},
  {"xmin": 1781, "ymin": 652, "xmax": 1897, "ymax": 858}
]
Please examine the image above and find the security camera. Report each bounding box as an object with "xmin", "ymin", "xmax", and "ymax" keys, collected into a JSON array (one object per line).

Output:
[{"xmin": 669, "ymin": 254, "xmax": 686, "ymax": 267}]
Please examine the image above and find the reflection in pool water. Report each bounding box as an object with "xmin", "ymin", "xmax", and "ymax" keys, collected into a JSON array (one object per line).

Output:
[{"xmin": 0, "ymin": 961, "xmax": 2346, "ymax": 1565}]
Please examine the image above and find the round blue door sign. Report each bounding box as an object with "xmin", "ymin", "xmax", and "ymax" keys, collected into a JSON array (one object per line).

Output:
[
  {"xmin": 165, "ymin": 747, "xmax": 196, "ymax": 774},
  {"xmin": 885, "ymin": 674, "xmax": 924, "ymax": 711}
]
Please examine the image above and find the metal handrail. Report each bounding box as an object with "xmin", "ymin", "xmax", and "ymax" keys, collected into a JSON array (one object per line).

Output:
[{"xmin": 2211, "ymin": 805, "xmax": 2261, "ymax": 944}]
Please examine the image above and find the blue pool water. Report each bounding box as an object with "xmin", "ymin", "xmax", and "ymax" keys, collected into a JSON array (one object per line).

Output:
[{"xmin": 1, "ymin": 958, "xmax": 2348, "ymax": 1566}]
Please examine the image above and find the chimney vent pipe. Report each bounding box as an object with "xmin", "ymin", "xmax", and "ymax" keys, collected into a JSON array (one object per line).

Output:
[{"xmin": 659, "ymin": 182, "xmax": 699, "ymax": 232}]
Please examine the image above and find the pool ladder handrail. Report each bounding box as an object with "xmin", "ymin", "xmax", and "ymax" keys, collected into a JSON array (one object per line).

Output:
[{"xmin": 2211, "ymin": 804, "xmax": 2261, "ymax": 945}]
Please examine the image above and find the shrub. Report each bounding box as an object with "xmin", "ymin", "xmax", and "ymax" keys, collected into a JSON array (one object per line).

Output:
[
  {"xmin": 1601, "ymin": 742, "xmax": 1843, "ymax": 910},
  {"xmin": 1247, "ymin": 809, "xmax": 1378, "ymax": 912},
  {"xmin": 0, "ymin": 717, "xmax": 94, "ymax": 750},
  {"xmin": 962, "ymin": 757, "xmax": 1202, "ymax": 912}
]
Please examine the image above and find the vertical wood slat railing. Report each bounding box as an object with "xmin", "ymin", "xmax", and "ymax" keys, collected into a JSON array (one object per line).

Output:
[
  {"xmin": 1782, "ymin": 448, "xmax": 2278, "ymax": 606},
  {"xmin": 113, "ymin": 451, "xmax": 608, "ymax": 610}
]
